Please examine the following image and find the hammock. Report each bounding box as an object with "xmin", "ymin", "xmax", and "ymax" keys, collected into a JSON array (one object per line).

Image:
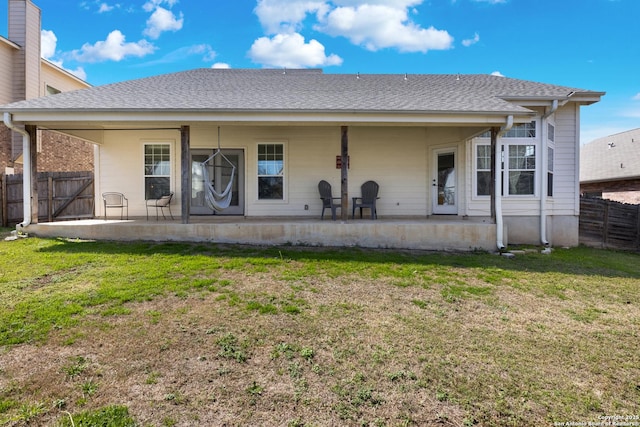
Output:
[
  {"xmin": 201, "ymin": 151, "xmax": 235, "ymax": 211},
  {"xmin": 200, "ymin": 128, "xmax": 236, "ymax": 211}
]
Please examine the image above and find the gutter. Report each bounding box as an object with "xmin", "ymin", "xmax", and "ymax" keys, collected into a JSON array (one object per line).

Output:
[
  {"xmin": 3, "ymin": 113, "xmax": 32, "ymax": 229},
  {"xmin": 495, "ymin": 115, "xmax": 513, "ymax": 250},
  {"xmin": 539, "ymin": 100, "xmax": 559, "ymax": 246}
]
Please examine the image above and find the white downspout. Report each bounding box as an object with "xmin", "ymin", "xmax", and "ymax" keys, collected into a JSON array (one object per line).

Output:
[
  {"xmin": 495, "ymin": 115, "xmax": 513, "ymax": 250},
  {"xmin": 540, "ymin": 99, "xmax": 558, "ymax": 246},
  {"xmin": 3, "ymin": 112, "xmax": 32, "ymax": 229}
]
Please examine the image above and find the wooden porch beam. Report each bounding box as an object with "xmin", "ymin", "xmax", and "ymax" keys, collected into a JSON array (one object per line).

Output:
[
  {"xmin": 340, "ymin": 126, "xmax": 348, "ymax": 221},
  {"xmin": 26, "ymin": 125, "xmax": 38, "ymax": 224},
  {"xmin": 180, "ymin": 125, "xmax": 191, "ymax": 224}
]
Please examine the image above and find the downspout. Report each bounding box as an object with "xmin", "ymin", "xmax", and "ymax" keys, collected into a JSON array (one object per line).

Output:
[
  {"xmin": 540, "ymin": 99, "xmax": 559, "ymax": 246},
  {"xmin": 3, "ymin": 112, "xmax": 31, "ymax": 228},
  {"xmin": 495, "ymin": 115, "xmax": 513, "ymax": 250}
]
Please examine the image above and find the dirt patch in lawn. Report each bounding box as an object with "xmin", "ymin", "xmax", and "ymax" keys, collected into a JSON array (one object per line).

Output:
[{"xmin": 1, "ymin": 245, "xmax": 639, "ymax": 426}]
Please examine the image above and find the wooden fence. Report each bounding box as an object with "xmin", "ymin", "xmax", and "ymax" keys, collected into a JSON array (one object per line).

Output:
[
  {"xmin": 579, "ymin": 196, "xmax": 640, "ymax": 251},
  {"xmin": 0, "ymin": 172, "xmax": 94, "ymax": 226}
]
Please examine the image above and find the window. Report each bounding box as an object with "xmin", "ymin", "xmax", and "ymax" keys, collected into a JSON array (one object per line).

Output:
[
  {"xmin": 547, "ymin": 123, "xmax": 555, "ymax": 143},
  {"xmin": 476, "ymin": 144, "xmax": 492, "ymax": 196},
  {"xmin": 504, "ymin": 121, "xmax": 536, "ymax": 138},
  {"xmin": 257, "ymin": 143, "xmax": 284, "ymax": 200},
  {"xmin": 46, "ymin": 85, "xmax": 61, "ymax": 96},
  {"xmin": 478, "ymin": 121, "xmax": 536, "ymax": 139},
  {"xmin": 474, "ymin": 121, "xmax": 538, "ymax": 197},
  {"xmin": 144, "ymin": 143, "xmax": 171, "ymax": 199},
  {"xmin": 508, "ymin": 145, "xmax": 535, "ymax": 195},
  {"xmin": 547, "ymin": 147, "xmax": 554, "ymax": 197}
]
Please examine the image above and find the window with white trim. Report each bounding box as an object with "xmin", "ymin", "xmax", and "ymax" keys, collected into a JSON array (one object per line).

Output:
[
  {"xmin": 476, "ymin": 144, "xmax": 492, "ymax": 196},
  {"xmin": 474, "ymin": 121, "xmax": 538, "ymax": 197},
  {"xmin": 478, "ymin": 121, "xmax": 537, "ymax": 139},
  {"xmin": 547, "ymin": 146, "xmax": 554, "ymax": 197},
  {"xmin": 504, "ymin": 121, "xmax": 536, "ymax": 138},
  {"xmin": 508, "ymin": 144, "xmax": 536, "ymax": 195},
  {"xmin": 547, "ymin": 123, "xmax": 555, "ymax": 197},
  {"xmin": 144, "ymin": 143, "xmax": 171, "ymax": 199},
  {"xmin": 257, "ymin": 143, "xmax": 284, "ymax": 200}
]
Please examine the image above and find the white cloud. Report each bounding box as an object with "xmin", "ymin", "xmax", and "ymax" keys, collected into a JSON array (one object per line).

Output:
[
  {"xmin": 71, "ymin": 30, "xmax": 156, "ymax": 62},
  {"xmin": 143, "ymin": 7, "xmax": 184, "ymax": 39},
  {"xmin": 317, "ymin": 4, "xmax": 453, "ymax": 52},
  {"xmin": 249, "ymin": 32, "xmax": 343, "ymax": 68},
  {"xmin": 491, "ymin": 71, "xmax": 505, "ymax": 77},
  {"xmin": 212, "ymin": 63, "xmax": 231, "ymax": 69},
  {"xmin": 254, "ymin": 1, "xmax": 453, "ymax": 53},
  {"xmin": 41, "ymin": 30, "xmax": 57, "ymax": 59},
  {"xmin": 98, "ymin": 3, "xmax": 115, "ymax": 13},
  {"xmin": 141, "ymin": 44, "xmax": 216, "ymax": 66},
  {"xmin": 254, "ymin": 0, "xmax": 327, "ymax": 34},
  {"xmin": 472, "ymin": 0, "xmax": 507, "ymax": 4},
  {"xmin": 40, "ymin": 30, "xmax": 87, "ymax": 81},
  {"xmin": 142, "ymin": 0, "xmax": 179, "ymax": 12},
  {"xmin": 633, "ymin": 93, "xmax": 640, "ymax": 101},
  {"xmin": 462, "ymin": 32, "xmax": 479, "ymax": 47}
]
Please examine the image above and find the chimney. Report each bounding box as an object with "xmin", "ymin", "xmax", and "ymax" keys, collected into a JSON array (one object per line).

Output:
[
  {"xmin": 7, "ymin": 0, "xmax": 41, "ymax": 163},
  {"xmin": 9, "ymin": 0, "xmax": 41, "ymax": 102}
]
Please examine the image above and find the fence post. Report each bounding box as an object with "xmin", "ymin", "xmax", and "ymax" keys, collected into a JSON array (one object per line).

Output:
[
  {"xmin": 603, "ymin": 200, "xmax": 610, "ymax": 249},
  {"xmin": 48, "ymin": 176, "xmax": 53, "ymax": 223},
  {"xmin": 637, "ymin": 204, "xmax": 640, "ymax": 251},
  {"xmin": 0, "ymin": 173, "xmax": 6, "ymax": 227}
]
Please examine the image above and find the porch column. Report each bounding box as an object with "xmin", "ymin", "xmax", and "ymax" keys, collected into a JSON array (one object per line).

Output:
[
  {"xmin": 180, "ymin": 125, "xmax": 190, "ymax": 224},
  {"xmin": 26, "ymin": 125, "xmax": 37, "ymax": 224},
  {"xmin": 340, "ymin": 126, "xmax": 349, "ymax": 221}
]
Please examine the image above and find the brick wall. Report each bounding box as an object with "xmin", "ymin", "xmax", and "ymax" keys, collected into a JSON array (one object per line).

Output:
[
  {"xmin": 0, "ymin": 125, "xmax": 11, "ymax": 172},
  {"xmin": 0, "ymin": 124, "xmax": 93, "ymax": 174},
  {"xmin": 37, "ymin": 130, "xmax": 94, "ymax": 172},
  {"xmin": 580, "ymin": 179, "xmax": 640, "ymax": 204}
]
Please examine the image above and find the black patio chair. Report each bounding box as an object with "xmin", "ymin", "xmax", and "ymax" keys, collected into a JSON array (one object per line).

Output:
[
  {"xmin": 318, "ymin": 180, "xmax": 341, "ymax": 220},
  {"xmin": 352, "ymin": 180, "xmax": 379, "ymax": 219},
  {"xmin": 146, "ymin": 192, "xmax": 174, "ymax": 220},
  {"xmin": 102, "ymin": 192, "xmax": 128, "ymax": 220}
]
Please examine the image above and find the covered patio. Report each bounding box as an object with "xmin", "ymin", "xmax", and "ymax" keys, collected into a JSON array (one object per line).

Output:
[
  {"xmin": 24, "ymin": 216, "xmax": 498, "ymax": 252},
  {"xmin": 1, "ymin": 69, "xmax": 604, "ymax": 250}
]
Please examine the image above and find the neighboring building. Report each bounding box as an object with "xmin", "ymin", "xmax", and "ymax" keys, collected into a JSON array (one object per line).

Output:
[
  {"xmin": 0, "ymin": 0, "xmax": 93, "ymax": 174},
  {"xmin": 580, "ymin": 128, "xmax": 640, "ymax": 204},
  {"xmin": 1, "ymin": 68, "xmax": 603, "ymax": 249}
]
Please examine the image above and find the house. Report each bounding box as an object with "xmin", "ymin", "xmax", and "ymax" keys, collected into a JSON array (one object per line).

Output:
[
  {"xmin": 0, "ymin": 68, "xmax": 604, "ymax": 250},
  {"xmin": 0, "ymin": 0, "xmax": 92, "ymax": 175},
  {"xmin": 580, "ymin": 128, "xmax": 640, "ymax": 204}
]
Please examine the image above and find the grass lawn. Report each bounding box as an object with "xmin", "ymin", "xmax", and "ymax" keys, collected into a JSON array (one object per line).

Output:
[{"xmin": 0, "ymin": 234, "xmax": 639, "ymax": 426}]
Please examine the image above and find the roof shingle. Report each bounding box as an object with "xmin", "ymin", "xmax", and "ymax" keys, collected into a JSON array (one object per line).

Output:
[{"xmin": 1, "ymin": 68, "xmax": 601, "ymax": 115}]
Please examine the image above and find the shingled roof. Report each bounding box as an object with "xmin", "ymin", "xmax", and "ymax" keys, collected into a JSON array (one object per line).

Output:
[
  {"xmin": 1, "ymin": 68, "xmax": 602, "ymax": 116},
  {"xmin": 581, "ymin": 128, "xmax": 640, "ymax": 183}
]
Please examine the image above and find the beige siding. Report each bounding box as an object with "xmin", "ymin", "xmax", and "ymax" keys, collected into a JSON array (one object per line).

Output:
[
  {"xmin": 41, "ymin": 61, "xmax": 89, "ymax": 94},
  {"xmin": 0, "ymin": 39, "xmax": 18, "ymax": 104},
  {"xmin": 96, "ymin": 125, "xmax": 482, "ymax": 218},
  {"xmin": 96, "ymin": 130, "xmax": 180, "ymax": 218},
  {"xmin": 345, "ymin": 127, "xmax": 429, "ymax": 217},
  {"xmin": 550, "ymin": 104, "xmax": 579, "ymax": 215},
  {"xmin": 95, "ymin": 121, "xmax": 582, "ymax": 226}
]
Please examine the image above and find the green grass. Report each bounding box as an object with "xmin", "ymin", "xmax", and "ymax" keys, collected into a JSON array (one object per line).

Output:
[{"xmin": 0, "ymin": 237, "xmax": 639, "ymax": 426}]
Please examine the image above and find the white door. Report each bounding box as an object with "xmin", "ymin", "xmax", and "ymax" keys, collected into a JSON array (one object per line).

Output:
[
  {"xmin": 191, "ymin": 149, "xmax": 244, "ymax": 215},
  {"xmin": 432, "ymin": 149, "xmax": 458, "ymax": 215}
]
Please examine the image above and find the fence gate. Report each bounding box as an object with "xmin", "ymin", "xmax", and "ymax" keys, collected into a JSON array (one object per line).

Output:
[{"xmin": 0, "ymin": 171, "xmax": 94, "ymax": 226}]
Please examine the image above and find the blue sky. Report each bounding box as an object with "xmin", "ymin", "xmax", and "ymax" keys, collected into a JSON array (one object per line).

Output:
[{"xmin": 1, "ymin": 0, "xmax": 639, "ymax": 143}]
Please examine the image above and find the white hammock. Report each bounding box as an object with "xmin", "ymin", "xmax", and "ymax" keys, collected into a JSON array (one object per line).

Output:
[{"xmin": 201, "ymin": 150, "xmax": 236, "ymax": 211}]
